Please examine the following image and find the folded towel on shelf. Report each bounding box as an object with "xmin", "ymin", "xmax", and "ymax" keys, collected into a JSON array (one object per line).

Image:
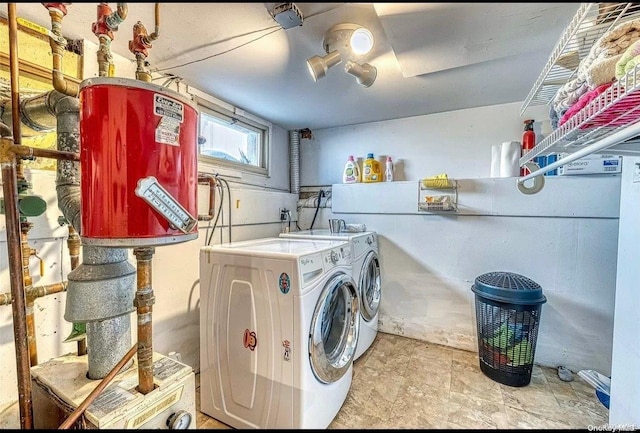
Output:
[
  {"xmin": 559, "ymin": 82, "xmax": 614, "ymax": 127},
  {"xmin": 615, "ymin": 38, "xmax": 640, "ymax": 79},
  {"xmin": 552, "ymin": 77, "xmax": 589, "ymax": 114},
  {"xmin": 578, "ymin": 18, "xmax": 640, "ymax": 80},
  {"xmin": 585, "ymin": 53, "xmax": 623, "ymax": 88}
]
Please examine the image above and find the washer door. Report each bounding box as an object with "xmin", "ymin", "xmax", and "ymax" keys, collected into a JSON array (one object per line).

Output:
[
  {"xmin": 359, "ymin": 251, "xmax": 381, "ymax": 322},
  {"xmin": 309, "ymin": 272, "xmax": 359, "ymax": 384}
]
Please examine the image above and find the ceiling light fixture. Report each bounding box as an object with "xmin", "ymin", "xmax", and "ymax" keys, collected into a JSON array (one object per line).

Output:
[
  {"xmin": 306, "ymin": 22, "xmax": 377, "ymax": 87},
  {"xmin": 306, "ymin": 51, "xmax": 342, "ymax": 82},
  {"xmin": 345, "ymin": 61, "xmax": 377, "ymax": 88}
]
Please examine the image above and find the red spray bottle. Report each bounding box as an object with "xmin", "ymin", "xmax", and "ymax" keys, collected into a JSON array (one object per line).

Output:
[{"xmin": 521, "ymin": 119, "xmax": 536, "ymax": 175}]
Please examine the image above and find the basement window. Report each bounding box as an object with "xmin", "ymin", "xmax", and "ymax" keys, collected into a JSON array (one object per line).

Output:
[{"xmin": 197, "ymin": 100, "xmax": 269, "ymax": 176}]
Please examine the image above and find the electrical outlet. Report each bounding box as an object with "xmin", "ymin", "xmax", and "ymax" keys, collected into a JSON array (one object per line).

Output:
[{"xmin": 280, "ymin": 208, "xmax": 289, "ymax": 221}]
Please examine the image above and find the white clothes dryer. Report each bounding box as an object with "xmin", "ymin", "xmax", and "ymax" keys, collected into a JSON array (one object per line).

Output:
[
  {"xmin": 280, "ymin": 229, "xmax": 381, "ymax": 361},
  {"xmin": 199, "ymin": 237, "xmax": 359, "ymax": 429}
]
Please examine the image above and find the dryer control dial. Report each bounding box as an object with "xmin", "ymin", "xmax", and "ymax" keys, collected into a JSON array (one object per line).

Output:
[{"xmin": 329, "ymin": 250, "xmax": 339, "ymax": 265}]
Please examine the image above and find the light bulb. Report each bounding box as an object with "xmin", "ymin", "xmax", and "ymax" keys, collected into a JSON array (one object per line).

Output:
[{"xmin": 350, "ymin": 28, "xmax": 374, "ymax": 56}]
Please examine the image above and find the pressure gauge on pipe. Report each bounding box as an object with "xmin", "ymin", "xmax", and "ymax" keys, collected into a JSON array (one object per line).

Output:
[{"xmin": 167, "ymin": 410, "xmax": 192, "ymax": 429}]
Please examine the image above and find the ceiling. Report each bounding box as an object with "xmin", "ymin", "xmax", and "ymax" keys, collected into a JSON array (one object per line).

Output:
[{"xmin": 1, "ymin": 2, "xmax": 579, "ymax": 131}]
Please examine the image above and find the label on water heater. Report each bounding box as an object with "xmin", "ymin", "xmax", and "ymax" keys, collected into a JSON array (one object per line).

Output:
[
  {"xmin": 135, "ymin": 176, "xmax": 197, "ymax": 234},
  {"xmin": 156, "ymin": 116, "xmax": 181, "ymax": 146},
  {"xmin": 154, "ymin": 94, "xmax": 184, "ymax": 123}
]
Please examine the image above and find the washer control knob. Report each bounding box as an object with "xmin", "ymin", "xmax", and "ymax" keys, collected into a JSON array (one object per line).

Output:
[{"xmin": 330, "ymin": 250, "xmax": 339, "ymax": 264}]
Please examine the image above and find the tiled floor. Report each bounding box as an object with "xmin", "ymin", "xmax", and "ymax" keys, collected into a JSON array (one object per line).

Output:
[{"xmin": 196, "ymin": 332, "xmax": 610, "ymax": 429}]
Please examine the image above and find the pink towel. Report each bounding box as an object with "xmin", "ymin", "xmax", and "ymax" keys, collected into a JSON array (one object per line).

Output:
[{"xmin": 559, "ymin": 83, "xmax": 613, "ymax": 126}]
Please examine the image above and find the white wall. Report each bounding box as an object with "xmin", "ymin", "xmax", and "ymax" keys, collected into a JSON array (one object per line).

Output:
[
  {"xmin": 299, "ymin": 102, "xmax": 619, "ymax": 376},
  {"xmin": 0, "ymin": 45, "xmax": 296, "ymax": 411},
  {"xmin": 300, "ymin": 101, "xmax": 551, "ymax": 186},
  {"xmin": 610, "ymin": 156, "xmax": 640, "ymax": 425}
]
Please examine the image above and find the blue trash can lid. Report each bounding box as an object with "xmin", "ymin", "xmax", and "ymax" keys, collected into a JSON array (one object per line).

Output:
[{"xmin": 471, "ymin": 271, "xmax": 547, "ymax": 305}]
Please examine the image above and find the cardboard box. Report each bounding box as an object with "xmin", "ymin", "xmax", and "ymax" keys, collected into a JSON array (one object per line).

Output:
[{"xmin": 557, "ymin": 154, "xmax": 622, "ymax": 176}]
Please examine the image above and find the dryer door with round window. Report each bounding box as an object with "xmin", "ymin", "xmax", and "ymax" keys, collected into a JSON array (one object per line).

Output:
[
  {"xmin": 309, "ymin": 272, "xmax": 359, "ymax": 384},
  {"xmin": 359, "ymin": 251, "xmax": 381, "ymax": 322}
]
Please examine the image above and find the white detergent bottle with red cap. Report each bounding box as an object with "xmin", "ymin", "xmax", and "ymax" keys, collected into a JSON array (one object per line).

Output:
[
  {"xmin": 343, "ymin": 155, "xmax": 360, "ymax": 183},
  {"xmin": 385, "ymin": 156, "xmax": 394, "ymax": 182}
]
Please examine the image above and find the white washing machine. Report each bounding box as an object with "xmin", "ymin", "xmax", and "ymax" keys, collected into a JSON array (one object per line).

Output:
[
  {"xmin": 280, "ymin": 229, "xmax": 381, "ymax": 361},
  {"xmin": 199, "ymin": 237, "xmax": 359, "ymax": 429}
]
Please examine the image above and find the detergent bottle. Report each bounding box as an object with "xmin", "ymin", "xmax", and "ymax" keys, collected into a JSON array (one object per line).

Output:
[
  {"xmin": 362, "ymin": 153, "xmax": 381, "ymax": 182},
  {"xmin": 342, "ymin": 155, "xmax": 360, "ymax": 183},
  {"xmin": 385, "ymin": 156, "xmax": 394, "ymax": 182}
]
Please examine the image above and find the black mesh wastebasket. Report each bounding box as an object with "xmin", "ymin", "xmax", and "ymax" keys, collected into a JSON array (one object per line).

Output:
[{"xmin": 471, "ymin": 271, "xmax": 547, "ymax": 387}]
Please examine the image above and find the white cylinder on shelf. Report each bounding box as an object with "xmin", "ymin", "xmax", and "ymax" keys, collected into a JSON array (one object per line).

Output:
[
  {"xmin": 490, "ymin": 143, "xmax": 501, "ymax": 178},
  {"xmin": 500, "ymin": 141, "xmax": 521, "ymax": 178}
]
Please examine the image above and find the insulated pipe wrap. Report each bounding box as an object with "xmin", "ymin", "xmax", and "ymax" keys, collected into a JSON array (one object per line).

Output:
[
  {"xmin": 64, "ymin": 246, "xmax": 136, "ymax": 323},
  {"xmin": 54, "ymin": 95, "xmax": 82, "ymax": 232},
  {"xmin": 86, "ymin": 316, "xmax": 133, "ymax": 379},
  {"xmin": 289, "ymin": 129, "xmax": 300, "ymax": 194}
]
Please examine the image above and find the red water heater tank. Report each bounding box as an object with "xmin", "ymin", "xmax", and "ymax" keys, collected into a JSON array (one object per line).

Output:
[{"xmin": 79, "ymin": 77, "xmax": 199, "ymax": 247}]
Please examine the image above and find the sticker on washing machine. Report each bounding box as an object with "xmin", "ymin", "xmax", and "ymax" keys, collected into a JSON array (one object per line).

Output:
[
  {"xmin": 282, "ymin": 339, "xmax": 291, "ymax": 362},
  {"xmin": 243, "ymin": 328, "xmax": 257, "ymax": 351},
  {"xmin": 154, "ymin": 94, "xmax": 184, "ymax": 123},
  {"xmin": 279, "ymin": 272, "xmax": 290, "ymax": 294}
]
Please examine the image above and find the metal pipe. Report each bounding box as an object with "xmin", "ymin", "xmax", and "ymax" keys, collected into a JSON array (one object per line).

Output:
[
  {"xmin": 97, "ymin": 35, "xmax": 113, "ymax": 77},
  {"xmin": 2, "ymin": 161, "xmax": 33, "ymax": 430},
  {"xmin": 67, "ymin": 226, "xmax": 81, "ymax": 272},
  {"xmin": 47, "ymin": 7, "xmax": 79, "ymax": 97},
  {"xmin": 106, "ymin": 2, "xmax": 128, "ymax": 29},
  {"xmin": 135, "ymin": 52, "xmax": 151, "ymax": 82},
  {"xmin": 11, "ymin": 144, "xmax": 80, "ymax": 162},
  {"xmin": 0, "ymin": 90, "xmax": 64, "ymax": 137},
  {"xmin": 58, "ymin": 344, "xmax": 137, "ymax": 430},
  {"xmin": 5, "ymin": 4, "xmax": 33, "ymax": 429},
  {"xmin": 54, "ymin": 96, "xmax": 82, "ymax": 232},
  {"xmin": 66, "ymin": 226, "xmax": 86, "ymax": 356},
  {"xmin": 146, "ymin": 3, "xmax": 160, "ymax": 42},
  {"xmin": 133, "ymin": 247, "xmax": 156, "ymax": 395},
  {"xmin": 289, "ymin": 130, "xmax": 300, "ymax": 194},
  {"xmin": 65, "ymin": 246, "xmax": 135, "ymax": 378},
  {"xmin": 0, "ymin": 282, "xmax": 68, "ymax": 307},
  {"xmin": 198, "ymin": 174, "xmax": 216, "ymax": 221},
  {"xmin": 21, "ymin": 223, "xmax": 38, "ymax": 366},
  {"xmin": 9, "ymin": 4, "xmax": 21, "ymax": 143}
]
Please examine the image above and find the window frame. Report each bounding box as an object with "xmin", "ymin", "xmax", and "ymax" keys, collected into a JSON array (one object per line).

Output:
[{"xmin": 196, "ymin": 98, "xmax": 270, "ymax": 177}]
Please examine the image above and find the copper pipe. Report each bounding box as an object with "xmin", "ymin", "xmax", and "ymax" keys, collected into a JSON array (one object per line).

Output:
[
  {"xmin": 67, "ymin": 226, "xmax": 81, "ymax": 272},
  {"xmin": 8, "ymin": 3, "xmax": 21, "ymax": 144},
  {"xmin": 2, "ymin": 161, "xmax": 33, "ymax": 430},
  {"xmin": 48, "ymin": 9, "xmax": 79, "ymax": 97},
  {"xmin": 0, "ymin": 282, "xmax": 68, "ymax": 306},
  {"xmin": 58, "ymin": 344, "xmax": 137, "ymax": 430},
  {"xmin": 133, "ymin": 247, "xmax": 156, "ymax": 395},
  {"xmin": 21, "ymin": 223, "xmax": 38, "ymax": 367},
  {"xmin": 198, "ymin": 174, "xmax": 216, "ymax": 221},
  {"xmin": 5, "ymin": 4, "xmax": 33, "ymax": 429},
  {"xmin": 146, "ymin": 3, "xmax": 160, "ymax": 42},
  {"xmin": 66, "ymin": 226, "xmax": 86, "ymax": 356},
  {"xmin": 11, "ymin": 144, "xmax": 80, "ymax": 161}
]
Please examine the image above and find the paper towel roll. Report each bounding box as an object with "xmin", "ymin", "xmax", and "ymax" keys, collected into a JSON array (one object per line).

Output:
[
  {"xmin": 490, "ymin": 144, "xmax": 501, "ymax": 178},
  {"xmin": 500, "ymin": 141, "xmax": 521, "ymax": 178}
]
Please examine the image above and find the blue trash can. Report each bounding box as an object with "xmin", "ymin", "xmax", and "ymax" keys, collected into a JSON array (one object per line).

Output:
[{"xmin": 471, "ymin": 271, "xmax": 547, "ymax": 387}]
